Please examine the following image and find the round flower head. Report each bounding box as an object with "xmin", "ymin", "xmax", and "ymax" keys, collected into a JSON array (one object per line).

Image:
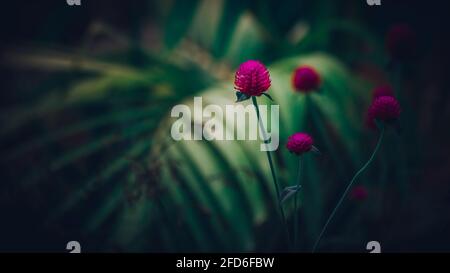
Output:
[
  {"xmin": 367, "ymin": 96, "xmax": 401, "ymax": 127},
  {"xmin": 372, "ymin": 85, "xmax": 394, "ymax": 99},
  {"xmin": 286, "ymin": 132, "xmax": 313, "ymax": 155},
  {"xmin": 386, "ymin": 24, "xmax": 417, "ymax": 61},
  {"xmin": 292, "ymin": 66, "xmax": 321, "ymax": 93},
  {"xmin": 365, "ymin": 88, "xmax": 396, "ymax": 129},
  {"xmin": 234, "ymin": 60, "xmax": 271, "ymax": 97},
  {"xmin": 350, "ymin": 185, "xmax": 368, "ymax": 201}
]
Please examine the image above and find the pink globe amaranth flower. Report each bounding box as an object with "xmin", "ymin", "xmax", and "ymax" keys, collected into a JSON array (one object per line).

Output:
[
  {"xmin": 292, "ymin": 66, "xmax": 321, "ymax": 93},
  {"xmin": 286, "ymin": 132, "xmax": 313, "ymax": 155},
  {"xmin": 372, "ymin": 85, "xmax": 394, "ymax": 100},
  {"xmin": 350, "ymin": 185, "xmax": 368, "ymax": 201},
  {"xmin": 365, "ymin": 87, "xmax": 396, "ymax": 129},
  {"xmin": 386, "ymin": 24, "xmax": 417, "ymax": 61},
  {"xmin": 367, "ymin": 96, "xmax": 401, "ymax": 127},
  {"xmin": 234, "ymin": 60, "xmax": 271, "ymax": 97}
]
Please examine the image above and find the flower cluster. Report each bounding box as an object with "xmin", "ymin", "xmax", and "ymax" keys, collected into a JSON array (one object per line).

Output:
[
  {"xmin": 366, "ymin": 85, "xmax": 401, "ymax": 129},
  {"xmin": 232, "ymin": 22, "xmax": 408, "ymax": 252},
  {"xmin": 386, "ymin": 24, "xmax": 417, "ymax": 61},
  {"xmin": 234, "ymin": 60, "xmax": 271, "ymax": 97},
  {"xmin": 232, "ymin": 31, "xmax": 406, "ymax": 251},
  {"xmin": 292, "ymin": 66, "xmax": 321, "ymax": 93},
  {"xmin": 286, "ymin": 132, "xmax": 314, "ymax": 155}
]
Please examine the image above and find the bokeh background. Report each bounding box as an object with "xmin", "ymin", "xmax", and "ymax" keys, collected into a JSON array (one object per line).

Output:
[{"xmin": 1, "ymin": 0, "xmax": 450, "ymax": 252}]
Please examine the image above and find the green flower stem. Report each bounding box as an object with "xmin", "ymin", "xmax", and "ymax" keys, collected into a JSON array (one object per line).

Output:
[
  {"xmin": 312, "ymin": 126, "xmax": 385, "ymax": 252},
  {"xmin": 294, "ymin": 156, "xmax": 303, "ymax": 251},
  {"xmin": 251, "ymin": 96, "xmax": 290, "ymax": 247}
]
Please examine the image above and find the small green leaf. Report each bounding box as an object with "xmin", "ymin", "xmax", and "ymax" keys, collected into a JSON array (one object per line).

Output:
[
  {"xmin": 235, "ymin": 91, "xmax": 250, "ymax": 102},
  {"xmin": 281, "ymin": 185, "xmax": 302, "ymax": 204},
  {"xmin": 262, "ymin": 93, "xmax": 274, "ymax": 101},
  {"xmin": 311, "ymin": 145, "xmax": 321, "ymax": 155}
]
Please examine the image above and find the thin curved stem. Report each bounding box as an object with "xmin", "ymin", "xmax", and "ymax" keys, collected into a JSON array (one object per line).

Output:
[
  {"xmin": 251, "ymin": 96, "xmax": 290, "ymax": 247},
  {"xmin": 312, "ymin": 126, "xmax": 385, "ymax": 252},
  {"xmin": 294, "ymin": 156, "xmax": 303, "ymax": 251}
]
